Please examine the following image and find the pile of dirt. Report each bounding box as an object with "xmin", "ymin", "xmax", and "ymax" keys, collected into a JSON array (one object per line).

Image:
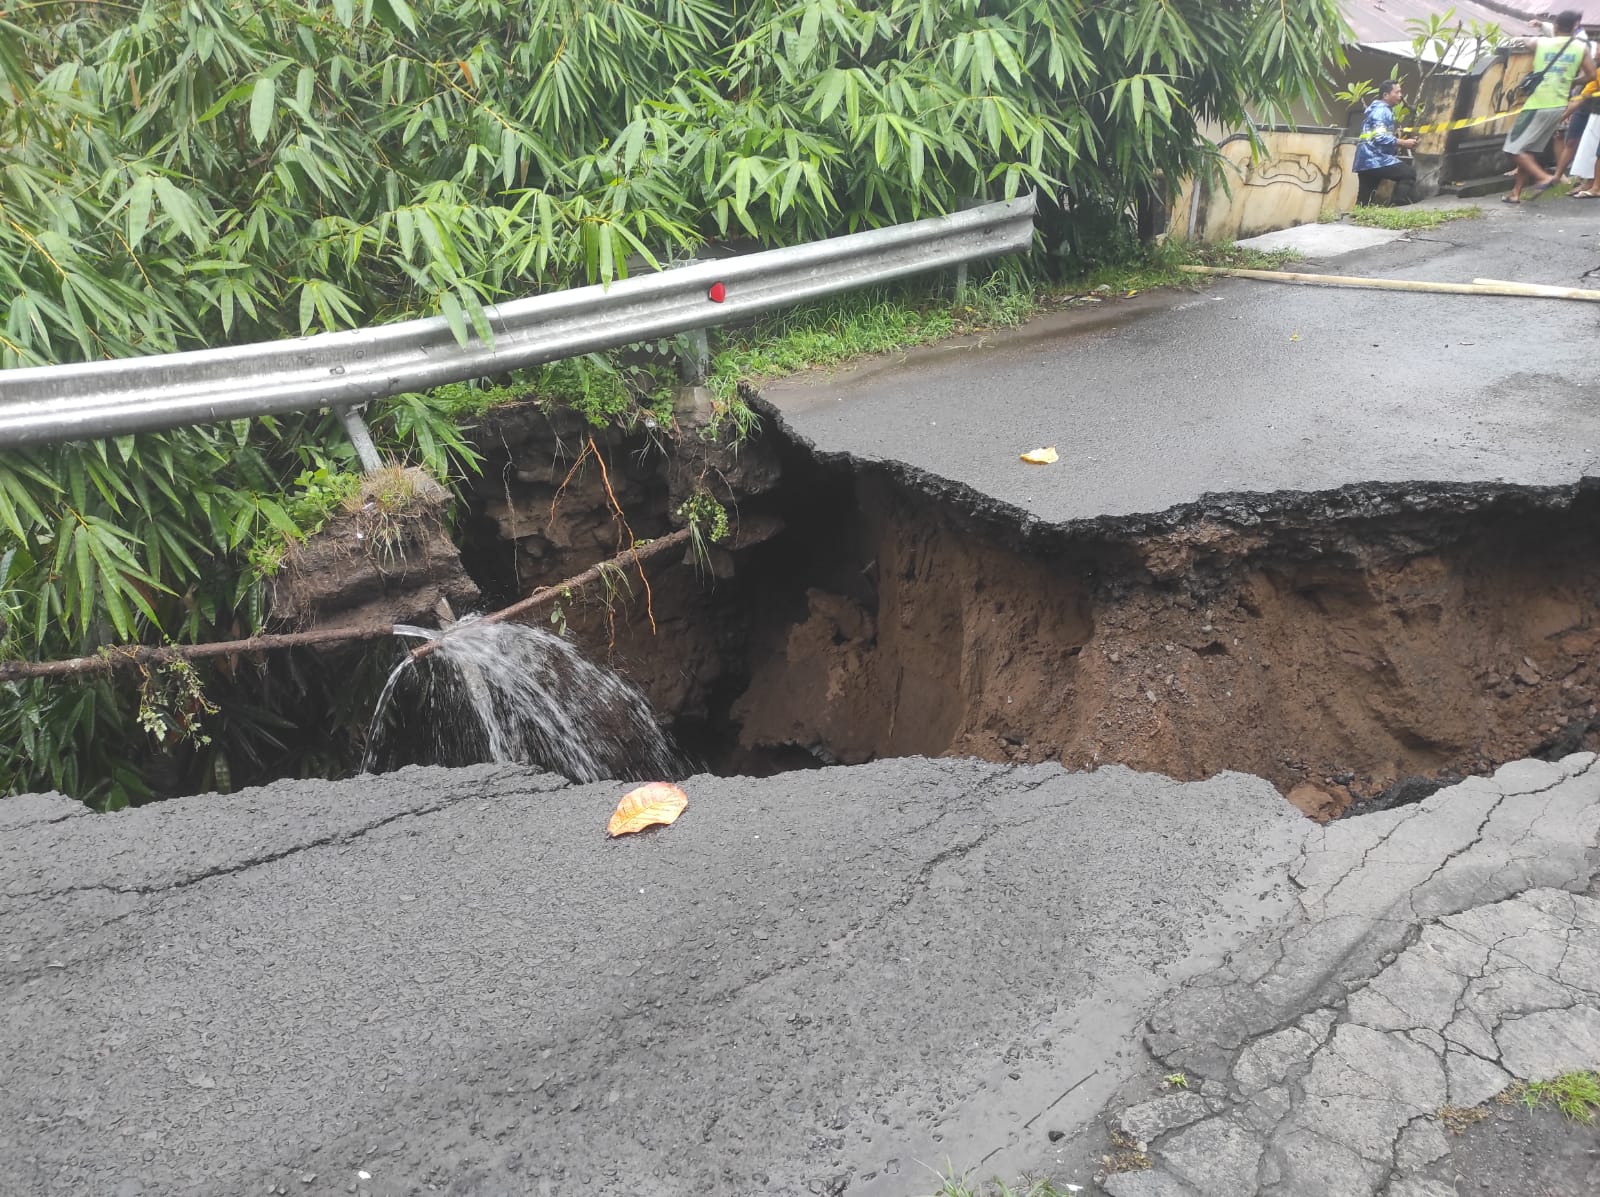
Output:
[{"xmin": 270, "ymin": 466, "xmax": 479, "ymax": 630}]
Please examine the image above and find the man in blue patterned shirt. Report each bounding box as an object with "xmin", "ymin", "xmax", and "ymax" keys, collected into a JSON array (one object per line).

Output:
[{"xmin": 1353, "ymin": 80, "xmax": 1419, "ymax": 206}]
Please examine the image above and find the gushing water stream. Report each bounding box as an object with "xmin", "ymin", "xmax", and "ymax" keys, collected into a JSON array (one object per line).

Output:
[{"xmin": 363, "ymin": 617, "xmax": 687, "ymax": 782}]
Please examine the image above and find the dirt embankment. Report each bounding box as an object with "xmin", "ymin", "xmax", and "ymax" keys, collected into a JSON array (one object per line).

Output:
[
  {"xmin": 271, "ymin": 467, "xmax": 480, "ymax": 630},
  {"xmin": 740, "ymin": 470, "xmax": 1600, "ymax": 817},
  {"xmin": 452, "ymin": 399, "xmax": 1600, "ymax": 819}
]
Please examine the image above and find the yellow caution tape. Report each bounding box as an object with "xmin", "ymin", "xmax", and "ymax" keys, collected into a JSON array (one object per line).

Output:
[
  {"xmin": 1408, "ymin": 107, "xmax": 1527, "ymax": 136},
  {"xmin": 1359, "ymin": 102, "xmax": 1574, "ymax": 140}
]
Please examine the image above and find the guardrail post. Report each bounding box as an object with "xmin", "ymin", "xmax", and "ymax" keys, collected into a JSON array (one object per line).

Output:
[
  {"xmin": 951, "ymin": 197, "xmax": 987, "ymax": 300},
  {"xmin": 672, "ymin": 326, "xmax": 715, "ymax": 424},
  {"xmin": 336, "ymin": 405, "xmax": 383, "ymax": 473},
  {"xmin": 677, "ymin": 328, "xmax": 710, "ymax": 385}
]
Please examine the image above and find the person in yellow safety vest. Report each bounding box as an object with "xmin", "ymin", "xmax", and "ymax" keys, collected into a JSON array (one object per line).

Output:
[{"xmin": 1502, "ymin": 10, "xmax": 1596, "ymax": 203}]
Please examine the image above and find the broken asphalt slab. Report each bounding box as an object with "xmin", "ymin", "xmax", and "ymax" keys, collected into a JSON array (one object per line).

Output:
[
  {"xmin": 3, "ymin": 759, "xmax": 1304, "ymax": 1197},
  {"xmin": 762, "ymin": 198, "xmax": 1600, "ymax": 528},
  {"xmin": 1063, "ymin": 753, "xmax": 1600, "ymax": 1197}
]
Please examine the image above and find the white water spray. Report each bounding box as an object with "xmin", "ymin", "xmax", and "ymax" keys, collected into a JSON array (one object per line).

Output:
[{"xmin": 363, "ymin": 617, "xmax": 686, "ymax": 782}]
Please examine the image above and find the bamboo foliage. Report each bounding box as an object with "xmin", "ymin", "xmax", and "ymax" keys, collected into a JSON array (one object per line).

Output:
[
  {"xmin": 1, "ymin": 0, "xmax": 1347, "ymax": 366},
  {"xmin": 0, "ymin": 0, "xmax": 1347, "ymax": 802}
]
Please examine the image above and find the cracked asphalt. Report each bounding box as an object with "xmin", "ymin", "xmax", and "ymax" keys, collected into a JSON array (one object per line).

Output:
[
  {"xmin": 7, "ymin": 756, "xmax": 1599, "ymax": 1196},
  {"xmin": 5, "ymin": 760, "xmax": 1307, "ymax": 1196},
  {"xmin": 1073, "ymin": 754, "xmax": 1600, "ymax": 1197},
  {"xmin": 7, "ymin": 201, "xmax": 1600, "ymax": 1196}
]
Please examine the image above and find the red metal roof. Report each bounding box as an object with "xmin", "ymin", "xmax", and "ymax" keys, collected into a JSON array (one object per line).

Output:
[{"xmin": 1343, "ymin": 0, "xmax": 1555, "ymax": 45}]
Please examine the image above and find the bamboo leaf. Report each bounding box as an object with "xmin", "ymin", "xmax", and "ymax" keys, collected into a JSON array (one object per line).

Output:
[
  {"xmin": 152, "ymin": 176, "xmax": 210, "ymax": 248},
  {"xmin": 125, "ymin": 175, "xmax": 156, "ymax": 248},
  {"xmin": 440, "ymin": 289, "xmax": 470, "ymax": 347},
  {"xmin": 374, "ymin": 0, "xmax": 419, "ymax": 37},
  {"xmin": 250, "ymin": 74, "xmax": 276, "ymax": 145},
  {"xmin": 255, "ymin": 498, "xmax": 300, "ymax": 540},
  {"xmin": 83, "ymin": 531, "xmax": 132, "ymax": 640}
]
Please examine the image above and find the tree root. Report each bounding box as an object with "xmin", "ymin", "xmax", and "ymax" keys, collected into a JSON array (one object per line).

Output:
[{"xmin": 407, "ymin": 526, "xmax": 691, "ymax": 663}]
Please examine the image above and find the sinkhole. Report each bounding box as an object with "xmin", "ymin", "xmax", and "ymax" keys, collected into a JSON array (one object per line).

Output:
[{"xmin": 255, "ymin": 395, "xmax": 1600, "ymax": 823}]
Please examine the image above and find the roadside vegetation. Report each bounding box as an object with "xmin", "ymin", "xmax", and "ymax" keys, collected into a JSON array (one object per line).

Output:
[
  {"xmin": 706, "ymin": 240, "xmax": 1299, "ymax": 397},
  {"xmin": 0, "ymin": 0, "xmax": 1347, "ymax": 805},
  {"xmin": 1328, "ymin": 206, "xmax": 1482, "ymax": 232},
  {"xmin": 1519, "ymin": 1072, "xmax": 1600, "ymax": 1122},
  {"xmin": 934, "ymin": 1176, "xmax": 1082, "ymax": 1197}
]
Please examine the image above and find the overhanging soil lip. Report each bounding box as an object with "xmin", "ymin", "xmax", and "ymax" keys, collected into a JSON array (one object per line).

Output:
[
  {"xmin": 727, "ymin": 394, "xmax": 1600, "ymax": 816},
  {"xmin": 750, "ymin": 388, "xmax": 1600, "ymax": 546}
]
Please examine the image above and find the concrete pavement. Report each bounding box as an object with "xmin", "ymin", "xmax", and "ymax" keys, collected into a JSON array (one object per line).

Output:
[{"xmin": 1086, "ymin": 753, "xmax": 1600, "ymax": 1197}]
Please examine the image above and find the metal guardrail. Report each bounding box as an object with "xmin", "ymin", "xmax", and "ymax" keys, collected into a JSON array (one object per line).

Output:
[{"xmin": 0, "ymin": 196, "xmax": 1037, "ymax": 448}]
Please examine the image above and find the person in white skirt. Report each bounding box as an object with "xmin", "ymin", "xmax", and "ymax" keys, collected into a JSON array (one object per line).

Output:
[{"xmin": 1568, "ymin": 78, "xmax": 1600, "ymax": 194}]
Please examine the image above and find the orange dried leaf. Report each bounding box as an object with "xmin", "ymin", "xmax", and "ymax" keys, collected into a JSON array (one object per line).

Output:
[
  {"xmin": 1020, "ymin": 446, "xmax": 1059, "ymax": 465},
  {"xmin": 607, "ymin": 782, "xmax": 688, "ymax": 838}
]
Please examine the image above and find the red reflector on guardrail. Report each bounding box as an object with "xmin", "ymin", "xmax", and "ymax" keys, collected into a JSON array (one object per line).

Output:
[{"xmin": 708, "ymin": 282, "xmax": 726, "ymax": 303}]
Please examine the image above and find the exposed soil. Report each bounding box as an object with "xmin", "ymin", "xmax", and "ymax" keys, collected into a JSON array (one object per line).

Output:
[
  {"xmin": 444, "ymin": 398, "xmax": 1600, "ymax": 818},
  {"xmin": 1434, "ymin": 1089, "xmax": 1600, "ymax": 1197},
  {"xmin": 271, "ymin": 467, "xmax": 480, "ymax": 630}
]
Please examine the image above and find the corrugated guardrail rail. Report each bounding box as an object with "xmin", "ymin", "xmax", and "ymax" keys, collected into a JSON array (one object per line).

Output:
[{"xmin": 0, "ymin": 196, "xmax": 1037, "ymax": 448}]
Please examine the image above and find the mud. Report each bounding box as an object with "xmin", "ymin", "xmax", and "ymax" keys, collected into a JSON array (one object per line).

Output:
[{"xmin": 442, "ymin": 399, "xmax": 1600, "ymax": 818}]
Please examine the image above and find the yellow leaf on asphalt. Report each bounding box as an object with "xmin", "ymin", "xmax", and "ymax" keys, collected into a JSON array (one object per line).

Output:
[
  {"xmin": 1020, "ymin": 447, "xmax": 1059, "ymax": 465},
  {"xmin": 607, "ymin": 782, "xmax": 688, "ymax": 837}
]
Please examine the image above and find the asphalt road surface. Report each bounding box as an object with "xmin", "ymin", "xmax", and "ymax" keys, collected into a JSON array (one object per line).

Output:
[
  {"xmin": 4, "ymin": 761, "xmax": 1303, "ymax": 1196},
  {"xmin": 8, "ymin": 756, "xmax": 1599, "ymax": 1196},
  {"xmin": 764, "ymin": 197, "xmax": 1600, "ymax": 526}
]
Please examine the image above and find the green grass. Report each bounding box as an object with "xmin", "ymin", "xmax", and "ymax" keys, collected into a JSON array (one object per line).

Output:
[
  {"xmin": 425, "ymin": 356, "xmax": 677, "ymax": 428},
  {"xmin": 1521, "ymin": 1071, "xmax": 1600, "ymax": 1122},
  {"xmin": 932, "ymin": 1177, "xmax": 1083, "ymax": 1197},
  {"xmin": 1064, "ymin": 240, "xmax": 1299, "ymax": 296},
  {"xmin": 1335, "ymin": 205, "xmax": 1481, "ymax": 231},
  {"xmin": 705, "ymin": 274, "xmax": 1037, "ymax": 404}
]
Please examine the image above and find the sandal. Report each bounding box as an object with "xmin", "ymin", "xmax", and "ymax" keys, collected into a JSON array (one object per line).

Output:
[{"xmin": 1502, "ymin": 195, "xmax": 1523, "ymax": 204}]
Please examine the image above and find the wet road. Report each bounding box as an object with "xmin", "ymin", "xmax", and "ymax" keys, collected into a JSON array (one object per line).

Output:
[
  {"xmin": 2, "ymin": 762, "xmax": 1302, "ymax": 1196},
  {"xmin": 765, "ymin": 197, "xmax": 1600, "ymax": 525}
]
